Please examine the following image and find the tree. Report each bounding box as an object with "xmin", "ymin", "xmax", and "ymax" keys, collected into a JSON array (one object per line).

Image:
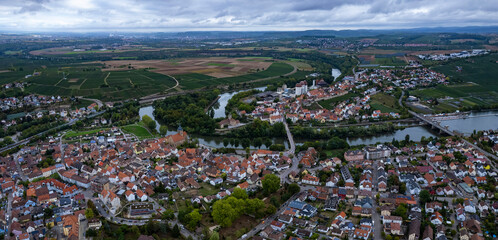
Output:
[
  {"xmin": 262, "ymin": 174, "xmax": 281, "ymax": 194},
  {"xmin": 187, "ymin": 209, "xmax": 202, "ymax": 229},
  {"xmin": 253, "ymin": 138, "xmax": 263, "ymax": 149},
  {"xmin": 85, "ymin": 208, "xmax": 94, "ymax": 219},
  {"xmin": 172, "ymin": 224, "xmax": 181, "ymax": 238},
  {"xmin": 212, "ymin": 200, "xmax": 237, "ymax": 227},
  {"xmin": 287, "ymin": 183, "xmax": 300, "ymax": 195},
  {"xmin": 209, "ymin": 231, "xmax": 220, "ymax": 240},
  {"xmin": 419, "ymin": 190, "xmax": 431, "ymax": 204},
  {"xmin": 142, "ymin": 115, "xmax": 156, "ymax": 132},
  {"xmin": 159, "ymin": 125, "xmax": 168, "ymax": 135},
  {"xmin": 232, "ymin": 188, "xmax": 248, "ymax": 199}
]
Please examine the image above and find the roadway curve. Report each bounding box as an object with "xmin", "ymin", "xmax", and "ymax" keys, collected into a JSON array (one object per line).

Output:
[{"xmin": 139, "ymin": 61, "xmax": 297, "ymax": 105}]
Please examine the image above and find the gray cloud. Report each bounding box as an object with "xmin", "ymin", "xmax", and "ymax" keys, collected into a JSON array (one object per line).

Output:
[{"xmin": 0, "ymin": 0, "xmax": 496, "ymax": 31}]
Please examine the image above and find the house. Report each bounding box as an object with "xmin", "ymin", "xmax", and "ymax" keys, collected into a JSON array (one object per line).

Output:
[
  {"xmin": 125, "ymin": 190, "xmax": 135, "ymax": 202},
  {"xmin": 270, "ymin": 221, "xmax": 285, "ymax": 231},
  {"xmin": 344, "ymin": 150, "xmax": 364, "ymax": 162},
  {"xmin": 136, "ymin": 189, "xmax": 147, "ymax": 201},
  {"xmin": 353, "ymin": 228, "xmax": 370, "ymax": 240},
  {"xmin": 423, "ymin": 225, "xmax": 433, "ymax": 240},
  {"xmin": 408, "ymin": 219, "xmax": 421, "ymax": 240},
  {"xmin": 431, "ymin": 212, "xmax": 443, "ymax": 225},
  {"xmin": 464, "ymin": 200, "xmax": 476, "ymax": 213},
  {"xmin": 301, "ymin": 174, "xmax": 319, "ymax": 185}
]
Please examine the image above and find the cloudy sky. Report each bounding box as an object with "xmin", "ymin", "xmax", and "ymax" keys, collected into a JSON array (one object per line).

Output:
[{"xmin": 1, "ymin": 0, "xmax": 497, "ymax": 32}]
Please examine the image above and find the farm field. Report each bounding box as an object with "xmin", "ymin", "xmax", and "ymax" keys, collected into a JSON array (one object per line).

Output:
[
  {"xmin": 22, "ymin": 66, "xmax": 177, "ymax": 101},
  {"xmin": 173, "ymin": 61, "xmax": 294, "ymax": 90},
  {"xmin": 97, "ymin": 57, "xmax": 273, "ymax": 77},
  {"xmin": 433, "ymin": 53, "xmax": 498, "ymax": 92}
]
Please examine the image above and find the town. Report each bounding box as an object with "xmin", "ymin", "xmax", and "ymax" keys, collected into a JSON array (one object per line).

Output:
[{"xmin": 0, "ymin": 113, "xmax": 496, "ymax": 240}]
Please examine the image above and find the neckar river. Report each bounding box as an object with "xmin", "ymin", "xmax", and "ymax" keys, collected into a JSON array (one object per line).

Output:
[{"xmin": 139, "ymin": 87, "xmax": 496, "ymax": 149}]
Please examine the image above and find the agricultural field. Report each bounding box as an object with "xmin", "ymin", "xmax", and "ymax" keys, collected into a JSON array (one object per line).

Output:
[
  {"xmin": 21, "ymin": 65, "xmax": 177, "ymax": 101},
  {"xmin": 0, "ymin": 56, "xmax": 295, "ymax": 100},
  {"xmin": 172, "ymin": 61, "xmax": 294, "ymax": 90},
  {"xmin": 433, "ymin": 53, "xmax": 498, "ymax": 92},
  {"xmin": 97, "ymin": 57, "xmax": 273, "ymax": 77}
]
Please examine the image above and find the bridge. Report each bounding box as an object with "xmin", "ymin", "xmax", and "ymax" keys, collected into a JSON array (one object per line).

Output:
[
  {"xmin": 409, "ymin": 110, "xmax": 457, "ymax": 136},
  {"xmin": 409, "ymin": 110, "xmax": 498, "ymax": 161}
]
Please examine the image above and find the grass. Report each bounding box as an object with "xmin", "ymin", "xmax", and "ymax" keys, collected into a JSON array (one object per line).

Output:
[
  {"xmin": 370, "ymin": 93, "xmax": 400, "ymax": 113},
  {"xmin": 64, "ymin": 128, "xmax": 108, "ymax": 138},
  {"xmin": 198, "ymin": 183, "xmax": 220, "ymax": 196},
  {"xmin": 121, "ymin": 123, "xmax": 153, "ymax": 139},
  {"xmin": 318, "ymin": 92, "xmax": 360, "ymax": 110},
  {"xmin": 412, "ymin": 85, "xmax": 467, "ymax": 99}
]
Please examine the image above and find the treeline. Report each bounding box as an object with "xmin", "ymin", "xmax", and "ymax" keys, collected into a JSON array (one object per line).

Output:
[
  {"xmin": 296, "ymin": 136, "xmax": 349, "ymax": 153},
  {"xmin": 212, "ymin": 188, "xmax": 275, "ymax": 227},
  {"xmin": 154, "ymin": 90, "xmax": 220, "ymax": 135},
  {"xmin": 291, "ymin": 123, "xmax": 397, "ymax": 139},
  {"xmin": 101, "ymin": 101, "xmax": 140, "ymax": 126},
  {"xmin": 0, "ymin": 115, "xmax": 63, "ymax": 140},
  {"xmin": 225, "ymin": 119, "xmax": 286, "ymax": 138},
  {"xmin": 224, "ymin": 89, "xmax": 261, "ymax": 118}
]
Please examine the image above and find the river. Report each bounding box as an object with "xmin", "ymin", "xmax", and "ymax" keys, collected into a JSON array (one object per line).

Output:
[
  {"xmin": 438, "ymin": 110, "xmax": 498, "ymax": 135},
  {"xmin": 211, "ymin": 87, "xmax": 267, "ymax": 118},
  {"xmin": 139, "ymin": 106, "xmax": 162, "ymax": 132},
  {"xmin": 331, "ymin": 68, "xmax": 341, "ymax": 79},
  {"xmin": 139, "ymin": 89, "xmax": 495, "ymax": 149}
]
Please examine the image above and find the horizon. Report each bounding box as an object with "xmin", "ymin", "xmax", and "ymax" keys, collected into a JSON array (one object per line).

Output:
[{"xmin": 1, "ymin": 0, "xmax": 498, "ymax": 32}]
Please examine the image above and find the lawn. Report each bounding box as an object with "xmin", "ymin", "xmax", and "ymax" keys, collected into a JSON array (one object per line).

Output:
[
  {"xmin": 64, "ymin": 128, "xmax": 108, "ymax": 138},
  {"xmin": 318, "ymin": 92, "xmax": 360, "ymax": 109},
  {"xmin": 121, "ymin": 124, "xmax": 153, "ymax": 139},
  {"xmin": 198, "ymin": 183, "xmax": 220, "ymax": 196}
]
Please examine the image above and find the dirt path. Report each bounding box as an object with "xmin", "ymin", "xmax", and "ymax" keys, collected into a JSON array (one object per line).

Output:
[{"xmin": 104, "ymin": 72, "xmax": 111, "ymax": 85}]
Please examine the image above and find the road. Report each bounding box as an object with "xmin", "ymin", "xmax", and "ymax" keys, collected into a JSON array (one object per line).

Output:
[
  {"xmin": 139, "ymin": 61, "xmax": 298, "ymax": 105},
  {"xmin": 79, "ymin": 97, "xmax": 103, "ymax": 109},
  {"xmin": 371, "ymin": 161, "xmax": 382, "ymax": 240},
  {"xmin": 5, "ymin": 193, "xmax": 12, "ymax": 240},
  {"xmin": 283, "ymin": 120, "xmax": 295, "ymax": 156},
  {"xmin": 0, "ymin": 110, "xmax": 106, "ymax": 153}
]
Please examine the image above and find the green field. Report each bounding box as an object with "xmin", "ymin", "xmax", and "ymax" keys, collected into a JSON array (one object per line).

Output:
[
  {"xmin": 434, "ymin": 53, "xmax": 498, "ymax": 92},
  {"xmin": 19, "ymin": 66, "xmax": 178, "ymax": 101},
  {"xmin": 121, "ymin": 124, "xmax": 153, "ymax": 139},
  {"xmin": 318, "ymin": 92, "xmax": 360, "ymax": 109},
  {"xmin": 64, "ymin": 128, "xmax": 108, "ymax": 138},
  {"xmin": 370, "ymin": 93, "xmax": 400, "ymax": 113},
  {"xmin": 173, "ymin": 62, "xmax": 294, "ymax": 90}
]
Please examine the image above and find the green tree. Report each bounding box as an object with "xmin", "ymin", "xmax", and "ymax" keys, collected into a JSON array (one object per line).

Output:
[
  {"xmin": 232, "ymin": 188, "xmax": 248, "ymax": 199},
  {"xmin": 419, "ymin": 190, "xmax": 431, "ymax": 204},
  {"xmin": 172, "ymin": 224, "xmax": 181, "ymax": 238},
  {"xmin": 212, "ymin": 200, "xmax": 237, "ymax": 227},
  {"xmin": 287, "ymin": 183, "xmax": 300, "ymax": 195},
  {"xmin": 209, "ymin": 231, "xmax": 220, "ymax": 240},
  {"xmin": 85, "ymin": 208, "xmax": 94, "ymax": 219},
  {"xmin": 262, "ymin": 174, "xmax": 280, "ymax": 194},
  {"xmin": 159, "ymin": 125, "xmax": 168, "ymax": 135},
  {"xmin": 187, "ymin": 209, "xmax": 202, "ymax": 229}
]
